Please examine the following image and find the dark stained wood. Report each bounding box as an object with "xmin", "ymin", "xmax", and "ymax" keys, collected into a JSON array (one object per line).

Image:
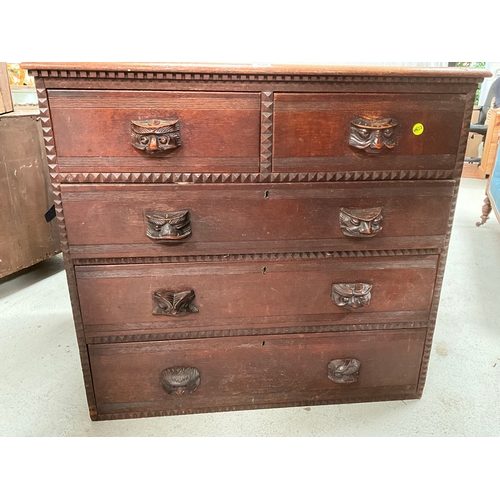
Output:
[
  {"xmin": 34, "ymin": 79, "xmax": 485, "ymax": 97},
  {"xmin": 60, "ymin": 181, "xmax": 455, "ymax": 259},
  {"xmin": 88, "ymin": 329, "xmax": 426, "ymax": 416},
  {"xmin": 21, "ymin": 62, "xmax": 491, "ymax": 80},
  {"xmin": 23, "ymin": 63, "xmax": 489, "ymax": 420},
  {"xmin": 0, "ymin": 112, "xmax": 60, "ymax": 278},
  {"xmin": 48, "ymin": 90, "xmax": 260, "ymax": 172},
  {"xmin": 75, "ymin": 256, "xmax": 438, "ymax": 340},
  {"xmin": 273, "ymin": 93, "xmax": 466, "ymax": 172}
]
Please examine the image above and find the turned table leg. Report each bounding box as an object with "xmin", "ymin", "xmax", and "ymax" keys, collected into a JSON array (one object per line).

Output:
[{"xmin": 476, "ymin": 196, "xmax": 492, "ymax": 226}]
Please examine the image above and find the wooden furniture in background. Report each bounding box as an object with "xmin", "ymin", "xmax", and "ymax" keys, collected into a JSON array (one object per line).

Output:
[
  {"xmin": 21, "ymin": 62, "xmax": 489, "ymax": 421},
  {"xmin": 0, "ymin": 63, "xmax": 14, "ymax": 115},
  {"xmin": 0, "ymin": 110, "xmax": 60, "ymax": 278}
]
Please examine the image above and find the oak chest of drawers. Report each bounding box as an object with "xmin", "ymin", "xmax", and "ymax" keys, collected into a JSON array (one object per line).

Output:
[{"xmin": 22, "ymin": 62, "xmax": 489, "ymax": 421}]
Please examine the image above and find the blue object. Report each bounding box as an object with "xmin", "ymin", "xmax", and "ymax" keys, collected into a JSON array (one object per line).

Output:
[{"xmin": 488, "ymin": 138, "xmax": 500, "ymax": 216}]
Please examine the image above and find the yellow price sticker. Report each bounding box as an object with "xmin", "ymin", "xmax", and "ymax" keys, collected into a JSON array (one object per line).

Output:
[{"xmin": 413, "ymin": 123, "xmax": 424, "ymax": 135}]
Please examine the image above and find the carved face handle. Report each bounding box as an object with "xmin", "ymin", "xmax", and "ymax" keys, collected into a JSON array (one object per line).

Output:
[
  {"xmin": 131, "ymin": 119, "xmax": 181, "ymax": 154},
  {"xmin": 328, "ymin": 358, "xmax": 361, "ymax": 384},
  {"xmin": 161, "ymin": 367, "xmax": 201, "ymax": 395},
  {"xmin": 340, "ymin": 207, "xmax": 383, "ymax": 238},
  {"xmin": 332, "ymin": 283, "xmax": 372, "ymax": 310},
  {"xmin": 153, "ymin": 289, "xmax": 199, "ymax": 316},
  {"xmin": 145, "ymin": 210, "xmax": 191, "ymax": 241},
  {"xmin": 349, "ymin": 117, "xmax": 398, "ymax": 154}
]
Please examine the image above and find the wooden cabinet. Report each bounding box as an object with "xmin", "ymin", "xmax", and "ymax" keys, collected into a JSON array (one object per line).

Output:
[
  {"xmin": 21, "ymin": 62, "xmax": 489, "ymax": 421},
  {"xmin": 0, "ymin": 111, "xmax": 60, "ymax": 278}
]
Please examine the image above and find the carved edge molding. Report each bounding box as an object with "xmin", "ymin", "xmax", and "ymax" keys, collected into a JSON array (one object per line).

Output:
[
  {"xmin": 417, "ymin": 89, "xmax": 477, "ymax": 395},
  {"xmin": 28, "ymin": 68, "xmax": 482, "ymax": 85},
  {"xmin": 72, "ymin": 248, "xmax": 440, "ymax": 266},
  {"xmin": 260, "ymin": 91, "xmax": 273, "ymax": 173},
  {"xmin": 453, "ymin": 89, "xmax": 477, "ymax": 178},
  {"xmin": 56, "ymin": 170, "xmax": 455, "ymax": 184},
  {"xmin": 88, "ymin": 321, "xmax": 429, "ymax": 344},
  {"xmin": 35, "ymin": 79, "xmax": 98, "ymax": 420},
  {"xmin": 417, "ymin": 182, "xmax": 460, "ymax": 397},
  {"xmin": 95, "ymin": 392, "xmax": 422, "ymax": 421}
]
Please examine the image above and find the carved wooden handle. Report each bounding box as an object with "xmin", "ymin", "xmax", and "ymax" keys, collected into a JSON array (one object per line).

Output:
[
  {"xmin": 131, "ymin": 118, "xmax": 181, "ymax": 154},
  {"xmin": 349, "ymin": 117, "xmax": 398, "ymax": 153},
  {"xmin": 161, "ymin": 367, "xmax": 201, "ymax": 395},
  {"xmin": 145, "ymin": 210, "xmax": 191, "ymax": 241},
  {"xmin": 152, "ymin": 289, "xmax": 199, "ymax": 316},
  {"xmin": 328, "ymin": 358, "xmax": 361, "ymax": 384},
  {"xmin": 332, "ymin": 283, "xmax": 372, "ymax": 309},
  {"xmin": 340, "ymin": 207, "xmax": 383, "ymax": 237}
]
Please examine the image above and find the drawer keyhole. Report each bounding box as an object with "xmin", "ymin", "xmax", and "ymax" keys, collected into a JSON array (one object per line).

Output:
[
  {"xmin": 264, "ymin": 190, "xmax": 270, "ymax": 199},
  {"xmin": 262, "ymin": 266, "xmax": 268, "ymax": 274}
]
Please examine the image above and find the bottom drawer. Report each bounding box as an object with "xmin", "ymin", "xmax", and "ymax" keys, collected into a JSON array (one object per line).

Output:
[
  {"xmin": 89, "ymin": 329, "xmax": 426, "ymax": 419},
  {"xmin": 89, "ymin": 329, "xmax": 426, "ymax": 418}
]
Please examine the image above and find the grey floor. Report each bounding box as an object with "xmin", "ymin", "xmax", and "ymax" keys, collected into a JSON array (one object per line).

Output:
[{"xmin": 1, "ymin": 178, "xmax": 499, "ymax": 437}]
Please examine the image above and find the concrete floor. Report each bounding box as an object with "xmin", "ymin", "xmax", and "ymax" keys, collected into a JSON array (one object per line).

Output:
[{"xmin": 1, "ymin": 178, "xmax": 499, "ymax": 436}]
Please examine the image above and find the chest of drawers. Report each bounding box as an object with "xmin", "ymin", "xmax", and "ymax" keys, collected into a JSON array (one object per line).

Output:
[{"xmin": 22, "ymin": 62, "xmax": 489, "ymax": 421}]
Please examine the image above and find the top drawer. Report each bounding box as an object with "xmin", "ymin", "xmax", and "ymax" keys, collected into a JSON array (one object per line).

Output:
[
  {"xmin": 273, "ymin": 93, "xmax": 467, "ymax": 172},
  {"xmin": 47, "ymin": 90, "xmax": 261, "ymax": 173}
]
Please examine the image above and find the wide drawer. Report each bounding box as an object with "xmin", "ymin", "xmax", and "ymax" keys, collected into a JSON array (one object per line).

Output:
[
  {"xmin": 48, "ymin": 90, "xmax": 261, "ymax": 172},
  {"xmin": 61, "ymin": 181, "xmax": 455, "ymax": 259},
  {"xmin": 76, "ymin": 256, "xmax": 437, "ymax": 341},
  {"xmin": 273, "ymin": 92, "xmax": 467, "ymax": 172},
  {"xmin": 89, "ymin": 329, "xmax": 426, "ymax": 417}
]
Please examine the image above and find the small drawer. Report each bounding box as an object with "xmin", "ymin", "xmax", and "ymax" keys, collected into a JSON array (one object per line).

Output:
[
  {"xmin": 88, "ymin": 329, "xmax": 426, "ymax": 418},
  {"xmin": 76, "ymin": 255, "xmax": 438, "ymax": 341},
  {"xmin": 61, "ymin": 181, "xmax": 455, "ymax": 259},
  {"xmin": 48, "ymin": 90, "xmax": 261, "ymax": 172},
  {"xmin": 273, "ymin": 92, "xmax": 467, "ymax": 172}
]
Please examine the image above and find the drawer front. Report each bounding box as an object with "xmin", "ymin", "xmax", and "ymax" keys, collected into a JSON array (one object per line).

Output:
[
  {"xmin": 61, "ymin": 181, "xmax": 454, "ymax": 259},
  {"xmin": 273, "ymin": 93, "xmax": 467, "ymax": 172},
  {"xmin": 48, "ymin": 90, "xmax": 261, "ymax": 172},
  {"xmin": 76, "ymin": 256, "xmax": 437, "ymax": 340},
  {"xmin": 89, "ymin": 330, "xmax": 426, "ymax": 416}
]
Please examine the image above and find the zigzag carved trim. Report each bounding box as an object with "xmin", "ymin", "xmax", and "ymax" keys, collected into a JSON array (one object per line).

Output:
[
  {"xmin": 57, "ymin": 169, "xmax": 454, "ymax": 184},
  {"xmin": 417, "ymin": 181, "xmax": 461, "ymax": 395},
  {"xmin": 88, "ymin": 322, "xmax": 428, "ymax": 345},
  {"xmin": 417, "ymin": 89, "xmax": 477, "ymax": 393},
  {"xmin": 454, "ymin": 89, "xmax": 477, "ymax": 177},
  {"xmin": 260, "ymin": 91, "xmax": 273, "ymax": 173},
  {"xmin": 96, "ymin": 392, "xmax": 422, "ymax": 421},
  {"xmin": 28, "ymin": 69, "xmax": 481, "ymax": 85},
  {"xmin": 72, "ymin": 248, "xmax": 440, "ymax": 266},
  {"xmin": 36, "ymin": 79, "xmax": 98, "ymax": 420}
]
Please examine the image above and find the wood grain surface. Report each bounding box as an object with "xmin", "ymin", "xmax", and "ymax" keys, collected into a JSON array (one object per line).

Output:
[
  {"xmin": 0, "ymin": 114, "xmax": 60, "ymax": 277},
  {"xmin": 274, "ymin": 93, "xmax": 466, "ymax": 172},
  {"xmin": 76, "ymin": 255, "xmax": 438, "ymax": 340},
  {"xmin": 89, "ymin": 329, "xmax": 426, "ymax": 416},
  {"xmin": 48, "ymin": 90, "xmax": 260, "ymax": 171},
  {"xmin": 21, "ymin": 62, "xmax": 491, "ymax": 79},
  {"xmin": 60, "ymin": 181, "xmax": 455, "ymax": 259}
]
